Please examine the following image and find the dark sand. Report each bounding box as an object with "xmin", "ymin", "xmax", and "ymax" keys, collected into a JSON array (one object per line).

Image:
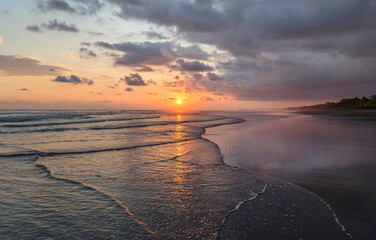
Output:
[{"xmin": 217, "ymin": 174, "xmax": 352, "ymax": 240}]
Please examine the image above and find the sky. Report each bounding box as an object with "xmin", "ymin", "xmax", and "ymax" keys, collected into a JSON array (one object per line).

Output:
[{"xmin": 0, "ymin": 0, "xmax": 375, "ymax": 110}]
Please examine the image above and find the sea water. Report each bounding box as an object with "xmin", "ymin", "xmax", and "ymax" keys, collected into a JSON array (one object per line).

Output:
[
  {"xmin": 1, "ymin": 110, "xmax": 371, "ymax": 239},
  {"xmin": 0, "ymin": 110, "xmax": 265, "ymax": 239}
]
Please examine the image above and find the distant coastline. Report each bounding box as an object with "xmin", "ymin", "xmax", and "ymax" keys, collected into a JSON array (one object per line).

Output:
[{"xmin": 287, "ymin": 95, "xmax": 376, "ymax": 117}]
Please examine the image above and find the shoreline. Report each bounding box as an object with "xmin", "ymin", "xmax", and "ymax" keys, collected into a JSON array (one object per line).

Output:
[{"xmin": 203, "ymin": 114, "xmax": 354, "ymax": 239}]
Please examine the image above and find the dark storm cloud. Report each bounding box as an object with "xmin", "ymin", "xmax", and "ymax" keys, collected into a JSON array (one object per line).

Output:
[
  {"xmin": 95, "ymin": 40, "xmax": 211, "ymax": 72},
  {"xmin": 37, "ymin": 0, "xmax": 104, "ymax": 15},
  {"xmin": 108, "ymin": 0, "xmax": 226, "ymax": 32},
  {"xmin": 26, "ymin": 19, "xmax": 79, "ymax": 33},
  {"xmin": 105, "ymin": 0, "xmax": 376, "ymax": 101},
  {"xmin": 106, "ymin": 0, "xmax": 376, "ymax": 58},
  {"xmin": 52, "ymin": 75, "xmax": 94, "ymax": 85},
  {"xmin": 0, "ymin": 55, "xmax": 68, "ymax": 76},
  {"xmin": 171, "ymin": 59, "xmax": 213, "ymax": 72},
  {"xmin": 120, "ymin": 73, "xmax": 147, "ymax": 86},
  {"xmin": 202, "ymin": 53, "xmax": 376, "ymax": 101},
  {"xmin": 78, "ymin": 47, "xmax": 97, "ymax": 58}
]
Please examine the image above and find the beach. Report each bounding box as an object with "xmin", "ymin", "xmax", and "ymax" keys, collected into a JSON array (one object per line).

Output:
[
  {"xmin": 1, "ymin": 109, "xmax": 374, "ymax": 239},
  {"xmin": 205, "ymin": 110, "xmax": 376, "ymax": 239}
]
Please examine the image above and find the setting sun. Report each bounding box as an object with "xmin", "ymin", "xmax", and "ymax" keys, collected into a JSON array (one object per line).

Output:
[{"xmin": 177, "ymin": 99, "xmax": 182, "ymax": 104}]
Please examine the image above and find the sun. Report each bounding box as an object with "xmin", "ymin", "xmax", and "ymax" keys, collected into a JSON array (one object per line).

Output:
[{"xmin": 177, "ymin": 99, "xmax": 182, "ymax": 105}]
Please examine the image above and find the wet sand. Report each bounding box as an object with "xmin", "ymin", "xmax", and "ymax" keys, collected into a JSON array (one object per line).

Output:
[{"xmin": 217, "ymin": 174, "xmax": 352, "ymax": 240}]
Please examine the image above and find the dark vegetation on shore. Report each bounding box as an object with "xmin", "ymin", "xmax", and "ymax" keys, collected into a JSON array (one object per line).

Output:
[{"xmin": 290, "ymin": 95, "xmax": 376, "ymax": 110}]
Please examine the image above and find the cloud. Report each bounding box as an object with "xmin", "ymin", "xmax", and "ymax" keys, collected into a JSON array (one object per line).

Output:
[
  {"xmin": 163, "ymin": 79, "xmax": 185, "ymax": 88},
  {"xmin": 81, "ymin": 42, "xmax": 91, "ymax": 46},
  {"xmin": 133, "ymin": 65, "xmax": 154, "ymax": 72},
  {"xmin": 147, "ymin": 79, "xmax": 157, "ymax": 85},
  {"xmin": 78, "ymin": 47, "xmax": 97, "ymax": 58},
  {"xmin": 95, "ymin": 40, "xmax": 211, "ymax": 71},
  {"xmin": 200, "ymin": 53, "xmax": 376, "ymax": 101},
  {"xmin": 52, "ymin": 75, "xmax": 94, "ymax": 85},
  {"xmin": 0, "ymin": 34, "xmax": 3, "ymax": 44},
  {"xmin": 18, "ymin": 88, "xmax": 29, "ymax": 91},
  {"xmin": 106, "ymin": 0, "xmax": 376, "ymax": 101},
  {"xmin": 26, "ymin": 19, "xmax": 79, "ymax": 33},
  {"xmin": 107, "ymin": 0, "xmax": 376, "ymax": 58},
  {"xmin": 207, "ymin": 72, "xmax": 224, "ymax": 81},
  {"xmin": 171, "ymin": 59, "xmax": 214, "ymax": 72},
  {"xmin": 125, "ymin": 87, "xmax": 134, "ymax": 91},
  {"xmin": 200, "ymin": 96, "xmax": 214, "ymax": 101},
  {"xmin": 120, "ymin": 73, "xmax": 147, "ymax": 86},
  {"xmin": 109, "ymin": 0, "xmax": 225, "ymax": 33},
  {"xmin": 37, "ymin": 0, "xmax": 104, "ymax": 15},
  {"xmin": 0, "ymin": 55, "xmax": 68, "ymax": 76},
  {"xmin": 147, "ymin": 92, "xmax": 157, "ymax": 95},
  {"xmin": 142, "ymin": 31, "xmax": 168, "ymax": 40},
  {"xmin": 87, "ymin": 31, "xmax": 104, "ymax": 36}
]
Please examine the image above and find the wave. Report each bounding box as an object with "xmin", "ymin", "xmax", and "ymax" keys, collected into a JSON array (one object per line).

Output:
[
  {"xmin": 1, "ymin": 116, "xmax": 160, "ymax": 128},
  {"xmin": 0, "ymin": 139, "xmax": 196, "ymax": 158},
  {"xmin": 0, "ymin": 113, "xmax": 91, "ymax": 123},
  {"xmin": 0, "ymin": 110, "xmax": 161, "ymax": 123},
  {"xmin": 33, "ymin": 156, "xmax": 157, "ymax": 237},
  {"xmin": 0, "ymin": 117, "xmax": 231, "ymax": 134}
]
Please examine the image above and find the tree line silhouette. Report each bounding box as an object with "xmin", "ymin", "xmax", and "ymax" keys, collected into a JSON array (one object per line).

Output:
[{"xmin": 296, "ymin": 95, "xmax": 376, "ymax": 110}]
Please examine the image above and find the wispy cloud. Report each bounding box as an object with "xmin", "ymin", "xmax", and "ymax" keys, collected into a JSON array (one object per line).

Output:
[
  {"xmin": 26, "ymin": 19, "xmax": 79, "ymax": 33},
  {"xmin": 78, "ymin": 47, "xmax": 97, "ymax": 59},
  {"xmin": 37, "ymin": 0, "xmax": 104, "ymax": 15},
  {"xmin": 0, "ymin": 55, "xmax": 68, "ymax": 76}
]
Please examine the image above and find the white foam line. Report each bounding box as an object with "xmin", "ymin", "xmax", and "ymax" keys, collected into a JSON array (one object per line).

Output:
[{"xmin": 213, "ymin": 183, "xmax": 267, "ymax": 240}]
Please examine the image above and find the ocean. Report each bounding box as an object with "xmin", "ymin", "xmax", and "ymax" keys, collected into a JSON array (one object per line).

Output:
[{"xmin": 0, "ymin": 110, "xmax": 375, "ymax": 239}]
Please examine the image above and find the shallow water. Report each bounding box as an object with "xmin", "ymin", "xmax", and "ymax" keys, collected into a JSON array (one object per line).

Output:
[
  {"xmin": 205, "ymin": 111, "xmax": 376, "ymax": 240},
  {"xmin": 0, "ymin": 110, "xmax": 264, "ymax": 239}
]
